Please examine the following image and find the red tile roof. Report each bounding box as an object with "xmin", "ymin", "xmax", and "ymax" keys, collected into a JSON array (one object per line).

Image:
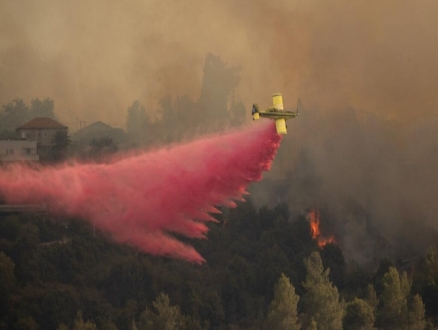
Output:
[{"xmin": 16, "ymin": 117, "xmax": 68, "ymax": 130}]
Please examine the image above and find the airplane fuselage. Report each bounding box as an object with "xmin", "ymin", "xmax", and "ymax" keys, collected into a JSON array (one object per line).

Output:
[
  {"xmin": 252, "ymin": 93, "xmax": 298, "ymax": 134},
  {"xmin": 257, "ymin": 109, "xmax": 298, "ymax": 120}
]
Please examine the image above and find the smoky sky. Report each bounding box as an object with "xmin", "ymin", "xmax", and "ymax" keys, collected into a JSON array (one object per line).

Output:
[
  {"xmin": 250, "ymin": 105, "xmax": 438, "ymax": 265},
  {"xmin": 1, "ymin": 0, "xmax": 438, "ymax": 125}
]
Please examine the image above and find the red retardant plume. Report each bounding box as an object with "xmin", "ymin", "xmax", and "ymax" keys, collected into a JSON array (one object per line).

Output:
[{"xmin": 0, "ymin": 121, "xmax": 281, "ymax": 263}]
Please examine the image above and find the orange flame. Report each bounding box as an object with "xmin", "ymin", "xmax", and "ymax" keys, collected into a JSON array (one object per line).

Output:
[{"xmin": 308, "ymin": 210, "xmax": 336, "ymax": 248}]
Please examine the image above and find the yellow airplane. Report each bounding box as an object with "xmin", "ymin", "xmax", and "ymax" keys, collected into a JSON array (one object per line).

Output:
[{"xmin": 252, "ymin": 93, "xmax": 298, "ymax": 134}]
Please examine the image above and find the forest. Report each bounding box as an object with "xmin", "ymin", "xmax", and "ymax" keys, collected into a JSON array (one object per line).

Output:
[{"xmin": 0, "ymin": 202, "xmax": 437, "ymax": 330}]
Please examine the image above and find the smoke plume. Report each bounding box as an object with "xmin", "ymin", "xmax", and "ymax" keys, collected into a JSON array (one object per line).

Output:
[
  {"xmin": 252, "ymin": 105, "xmax": 438, "ymax": 265},
  {"xmin": 0, "ymin": 121, "xmax": 281, "ymax": 262},
  {"xmin": 1, "ymin": 1, "xmax": 438, "ymax": 123}
]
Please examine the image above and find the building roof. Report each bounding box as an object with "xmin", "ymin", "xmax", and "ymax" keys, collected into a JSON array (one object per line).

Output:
[
  {"xmin": 78, "ymin": 121, "xmax": 113, "ymax": 132},
  {"xmin": 72, "ymin": 121, "xmax": 126, "ymax": 143},
  {"xmin": 16, "ymin": 117, "xmax": 68, "ymax": 130}
]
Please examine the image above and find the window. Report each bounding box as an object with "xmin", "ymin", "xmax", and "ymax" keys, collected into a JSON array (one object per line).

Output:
[
  {"xmin": 6, "ymin": 149, "xmax": 14, "ymax": 155},
  {"xmin": 23, "ymin": 148, "xmax": 31, "ymax": 155}
]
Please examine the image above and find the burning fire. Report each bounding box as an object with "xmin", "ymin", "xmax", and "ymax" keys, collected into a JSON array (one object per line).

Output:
[{"xmin": 308, "ymin": 209, "xmax": 336, "ymax": 248}]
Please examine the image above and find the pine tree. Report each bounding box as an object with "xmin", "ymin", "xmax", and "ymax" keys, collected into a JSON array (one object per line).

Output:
[
  {"xmin": 305, "ymin": 318, "xmax": 317, "ymax": 330},
  {"xmin": 138, "ymin": 292, "xmax": 183, "ymax": 330},
  {"xmin": 302, "ymin": 251, "xmax": 344, "ymax": 330},
  {"xmin": 30, "ymin": 97, "xmax": 57, "ymax": 120},
  {"xmin": 376, "ymin": 267, "xmax": 427, "ymax": 330},
  {"xmin": 73, "ymin": 311, "xmax": 98, "ymax": 330},
  {"xmin": 376, "ymin": 267, "xmax": 409, "ymax": 329},
  {"xmin": 413, "ymin": 246, "xmax": 438, "ymax": 316},
  {"xmin": 407, "ymin": 294, "xmax": 426, "ymax": 330},
  {"xmin": 126, "ymin": 100, "xmax": 149, "ymax": 144},
  {"xmin": 343, "ymin": 298, "xmax": 375, "ymax": 330},
  {"xmin": 365, "ymin": 284, "xmax": 378, "ymax": 312},
  {"xmin": 266, "ymin": 273, "xmax": 300, "ymax": 330},
  {"xmin": 0, "ymin": 252, "xmax": 16, "ymax": 297}
]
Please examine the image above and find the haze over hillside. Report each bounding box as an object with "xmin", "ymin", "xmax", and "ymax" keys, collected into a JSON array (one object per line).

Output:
[{"xmin": 1, "ymin": 0, "xmax": 438, "ymax": 124}]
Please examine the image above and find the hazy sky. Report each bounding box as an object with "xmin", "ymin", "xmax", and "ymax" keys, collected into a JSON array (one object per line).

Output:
[{"xmin": 1, "ymin": 0, "xmax": 438, "ymax": 126}]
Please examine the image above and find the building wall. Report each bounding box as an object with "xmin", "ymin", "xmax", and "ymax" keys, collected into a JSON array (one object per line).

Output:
[
  {"xmin": 17, "ymin": 128, "xmax": 67, "ymax": 147},
  {"xmin": 0, "ymin": 140, "xmax": 39, "ymax": 162}
]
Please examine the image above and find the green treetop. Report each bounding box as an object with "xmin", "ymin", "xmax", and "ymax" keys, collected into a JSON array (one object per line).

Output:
[
  {"xmin": 302, "ymin": 251, "xmax": 345, "ymax": 330},
  {"xmin": 266, "ymin": 273, "xmax": 300, "ymax": 330}
]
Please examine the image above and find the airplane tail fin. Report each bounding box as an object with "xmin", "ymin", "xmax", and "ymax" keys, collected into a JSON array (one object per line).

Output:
[{"xmin": 252, "ymin": 104, "xmax": 260, "ymax": 120}]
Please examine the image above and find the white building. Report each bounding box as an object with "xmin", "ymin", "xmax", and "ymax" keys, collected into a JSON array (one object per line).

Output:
[
  {"xmin": 16, "ymin": 117, "xmax": 69, "ymax": 160},
  {"xmin": 0, "ymin": 140, "xmax": 39, "ymax": 162},
  {"xmin": 16, "ymin": 117, "xmax": 68, "ymax": 147}
]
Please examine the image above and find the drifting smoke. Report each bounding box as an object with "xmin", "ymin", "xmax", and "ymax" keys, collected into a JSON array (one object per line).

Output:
[
  {"xmin": 252, "ymin": 105, "xmax": 438, "ymax": 265},
  {"xmin": 0, "ymin": 121, "xmax": 281, "ymax": 263},
  {"xmin": 1, "ymin": 1, "xmax": 438, "ymax": 122}
]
